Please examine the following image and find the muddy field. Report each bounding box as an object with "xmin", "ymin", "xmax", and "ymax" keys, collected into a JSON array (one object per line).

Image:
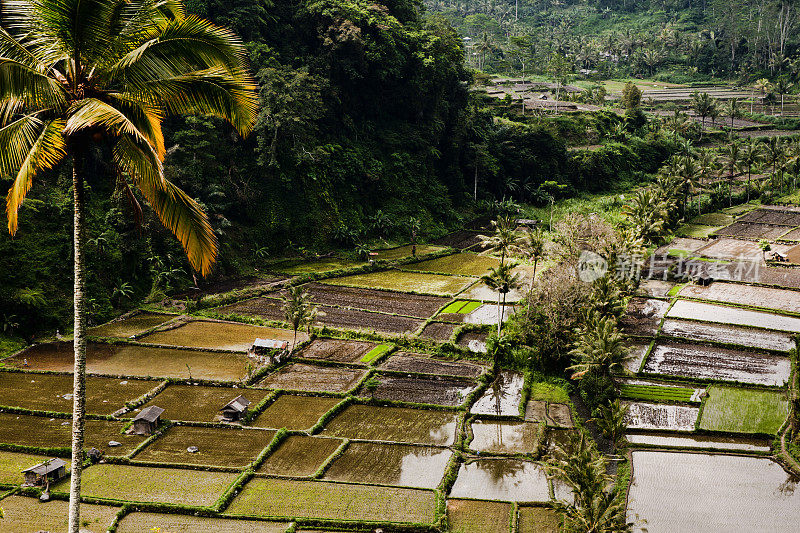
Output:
[
  {"xmin": 738, "ymin": 207, "xmax": 800, "ymax": 224},
  {"xmin": 9, "ymin": 342, "xmax": 251, "ymax": 381},
  {"xmin": 403, "ymin": 252, "xmax": 500, "ymax": 277},
  {"xmin": 133, "ymin": 426, "xmax": 276, "ymax": 467},
  {"xmin": 621, "ymin": 298, "xmax": 670, "ymax": 336},
  {"xmin": 322, "ymin": 442, "xmax": 452, "ymax": 489},
  {"xmin": 312, "ymin": 305, "xmax": 423, "ymax": 334},
  {"xmin": 299, "ymin": 283, "xmax": 448, "ymax": 318},
  {"xmin": 447, "ymin": 499, "xmax": 513, "ymax": 533},
  {"xmin": 362, "ymin": 374, "xmax": 477, "ymax": 406},
  {"xmin": 449, "ymin": 459, "xmax": 551, "ymax": 502},
  {"xmin": 644, "ymin": 342, "xmax": 790, "ymax": 386},
  {"xmin": 471, "ymin": 371, "xmax": 525, "ymax": 416},
  {"xmin": 694, "ymin": 238, "xmax": 794, "ymax": 261},
  {"xmin": 457, "ymin": 330, "xmax": 489, "ymax": 352},
  {"xmin": 323, "ymin": 270, "xmax": 474, "ymax": 296},
  {"xmin": 379, "ymin": 352, "xmax": 486, "ymax": 378},
  {"xmin": 623, "ymin": 401, "xmax": 699, "ymax": 431},
  {"xmin": 624, "ymin": 342, "xmax": 651, "ymax": 373},
  {"xmin": 523, "ymin": 401, "xmax": 573, "ymax": 428},
  {"xmin": 321, "ymin": 405, "xmax": 459, "ymax": 445},
  {"xmin": 116, "ymin": 512, "xmax": 287, "ymax": 533},
  {"xmin": 679, "ymin": 282, "xmax": 800, "ymax": 314},
  {"xmin": 90, "ymin": 312, "xmax": 175, "ymax": 338},
  {"xmin": 714, "ymin": 222, "xmax": 799, "ymax": 240},
  {"xmin": 625, "ymin": 432, "xmax": 771, "ymax": 452},
  {"xmin": 257, "ymin": 363, "xmax": 367, "ymax": 393},
  {"xmin": 655, "ymin": 238, "xmax": 708, "ymax": 256},
  {"xmin": 661, "ymin": 319, "xmax": 795, "ymax": 352},
  {"xmin": 420, "ymin": 321, "xmax": 458, "ymax": 341},
  {"xmin": 627, "ymin": 451, "xmax": 800, "ymax": 532},
  {"xmin": 216, "ymin": 297, "xmax": 285, "ymax": 321},
  {"xmin": 299, "ymin": 338, "xmax": 377, "ymax": 364}
]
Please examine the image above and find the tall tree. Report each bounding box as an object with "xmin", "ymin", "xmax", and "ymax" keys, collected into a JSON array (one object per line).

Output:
[
  {"xmin": 481, "ymin": 261, "xmax": 522, "ymax": 336},
  {"xmin": 0, "ymin": 2, "xmax": 257, "ymax": 531}
]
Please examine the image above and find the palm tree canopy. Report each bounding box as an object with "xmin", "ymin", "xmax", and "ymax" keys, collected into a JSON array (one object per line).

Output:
[
  {"xmin": 481, "ymin": 261, "xmax": 523, "ymax": 294},
  {"xmin": 1, "ymin": 0, "xmax": 259, "ymax": 275}
]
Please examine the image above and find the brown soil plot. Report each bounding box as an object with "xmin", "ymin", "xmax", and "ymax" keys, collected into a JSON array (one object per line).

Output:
[
  {"xmin": 297, "ymin": 283, "xmax": 448, "ymax": 318},
  {"xmin": 621, "ymin": 298, "xmax": 670, "ymax": 336},
  {"xmin": 257, "ymin": 363, "xmax": 367, "ymax": 393},
  {"xmin": 313, "ymin": 305, "xmax": 423, "ymax": 334},
  {"xmin": 298, "ymin": 338, "xmax": 377, "ymax": 364},
  {"xmin": 361, "ymin": 374, "xmax": 478, "ymax": 406},
  {"xmin": 257, "ymin": 435, "xmax": 341, "ymax": 476},
  {"xmin": 679, "ymin": 282, "xmax": 800, "ymax": 314},
  {"xmin": 379, "ymin": 352, "xmax": 486, "ymax": 377},
  {"xmin": 250, "ymin": 395, "xmax": 342, "ymax": 430},
  {"xmin": 661, "ymin": 319, "xmax": 795, "ymax": 352},
  {"xmin": 420, "ymin": 321, "xmax": 458, "ymax": 341}
]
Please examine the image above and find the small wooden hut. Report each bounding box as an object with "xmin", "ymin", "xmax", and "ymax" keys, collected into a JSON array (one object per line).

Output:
[
  {"xmin": 220, "ymin": 395, "xmax": 251, "ymax": 422},
  {"xmin": 22, "ymin": 458, "xmax": 67, "ymax": 487},
  {"xmin": 132, "ymin": 405, "xmax": 164, "ymax": 435}
]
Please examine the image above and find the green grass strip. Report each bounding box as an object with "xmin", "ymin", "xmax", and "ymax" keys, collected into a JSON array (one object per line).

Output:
[
  {"xmin": 361, "ymin": 344, "xmax": 393, "ymax": 363},
  {"xmin": 619, "ymin": 384, "xmax": 696, "ymax": 403},
  {"xmin": 458, "ymin": 301, "xmax": 482, "ymax": 314},
  {"xmin": 442, "ymin": 301, "xmax": 468, "ymax": 314}
]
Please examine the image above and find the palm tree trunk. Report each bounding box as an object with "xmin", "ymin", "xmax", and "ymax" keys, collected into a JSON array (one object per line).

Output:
[
  {"xmin": 68, "ymin": 153, "xmax": 87, "ymax": 533},
  {"xmin": 497, "ymin": 290, "xmax": 502, "ymax": 336},
  {"xmin": 499, "ymin": 291, "xmax": 507, "ymax": 335}
]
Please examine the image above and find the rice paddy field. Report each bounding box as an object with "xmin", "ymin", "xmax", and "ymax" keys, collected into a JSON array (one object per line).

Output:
[
  {"xmin": 447, "ymin": 499, "xmax": 513, "ymax": 533},
  {"xmin": 115, "ymin": 513, "xmax": 289, "ymax": 533},
  {"xmin": 323, "ymin": 270, "xmax": 474, "ymax": 296},
  {"xmin": 129, "ymin": 384, "xmax": 272, "ymax": 422},
  {"xmin": 0, "ymin": 496, "xmax": 117, "ymax": 533},
  {"xmin": 697, "ymin": 386, "xmax": 788, "ymax": 435}
]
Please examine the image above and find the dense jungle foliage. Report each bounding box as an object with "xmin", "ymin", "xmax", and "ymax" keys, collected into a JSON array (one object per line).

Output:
[{"xmin": 0, "ymin": 0, "xmax": 673, "ymax": 337}]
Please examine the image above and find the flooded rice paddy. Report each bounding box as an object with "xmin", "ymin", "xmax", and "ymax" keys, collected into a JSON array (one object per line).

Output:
[
  {"xmin": 128, "ymin": 384, "xmax": 271, "ymax": 422},
  {"xmin": 402, "ymin": 252, "xmax": 500, "ymax": 276},
  {"xmin": 257, "ymin": 435, "xmax": 341, "ymax": 476},
  {"xmin": 251, "ymin": 394, "xmax": 342, "ymax": 430},
  {"xmin": 449, "ymin": 459, "xmax": 551, "ymax": 502},
  {"xmin": 623, "ymin": 401, "xmax": 699, "ymax": 431},
  {"xmin": 661, "ymin": 318, "xmax": 795, "ymax": 352},
  {"xmin": 620, "ymin": 298, "xmax": 671, "ymax": 336},
  {"xmin": 627, "ymin": 451, "xmax": 800, "ymax": 532},
  {"xmin": 0, "ymin": 372, "xmax": 158, "ymax": 415},
  {"xmin": 364, "ymin": 374, "xmax": 478, "ymax": 406},
  {"xmin": 668, "ymin": 299, "xmax": 800, "ymax": 332},
  {"xmin": 257, "ymin": 363, "xmax": 367, "ymax": 392},
  {"xmin": 623, "ymin": 342, "xmax": 651, "ymax": 373},
  {"xmin": 636, "ymin": 279, "xmax": 675, "ymax": 297},
  {"xmin": 625, "ymin": 432, "xmax": 771, "ymax": 452},
  {"xmin": 0, "ymin": 450, "xmax": 64, "ymax": 485},
  {"xmin": 380, "ymin": 352, "xmax": 486, "ymax": 377},
  {"xmin": 469, "ymin": 420, "xmax": 542, "ymax": 454},
  {"xmin": 322, "ymin": 442, "xmax": 452, "ymax": 488},
  {"xmin": 471, "ymin": 371, "xmax": 525, "ymax": 416},
  {"xmin": 140, "ymin": 320, "xmax": 300, "ymax": 351},
  {"xmin": 457, "ymin": 330, "xmax": 489, "ymax": 353},
  {"xmin": 321, "ymin": 405, "xmax": 458, "ymax": 445},
  {"xmin": 644, "ymin": 341, "xmax": 790, "ymax": 386},
  {"xmin": 89, "ymin": 312, "xmax": 175, "ymax": 338},
  {"xmin": 679, "ymin": 282, "xmax": 800, "ymax": 314},
  {"xmin": 9, "ymin": 342, "xmax": 250, "ymax": 381},
  {"xmin": 132, "ymin": 426, "xmax": 276, "ymax": 467}
]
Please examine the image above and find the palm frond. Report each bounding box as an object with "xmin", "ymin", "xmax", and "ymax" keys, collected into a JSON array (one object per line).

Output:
[
  {"xmin": 5, "ymin": 118, "xmax": 67, "ymax": 234},
  {"xmin": 0, "ymin": 58, "xmax": 67, "ymax": 110},
  {"xmin": 113, "ymin": 135, "xmax": 217, "ymax": 275}
]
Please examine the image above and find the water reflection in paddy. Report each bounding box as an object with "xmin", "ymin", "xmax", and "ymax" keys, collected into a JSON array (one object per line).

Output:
[
  {"xmin": 470, "ymin": 420, "xmax": 542, "ymax": 455},
  {"xmin": 470, "ymin": 371, "xmax": 525, "ymax": 416},
  {"xmin": 627, "ymin": 451, "xmax": 800, "ymax": 532},
  {"xmin": 449, "ymin": 459, "xmax": 551, "ymax": 502},
  {"xmin": 322, "ymin": 405, "xmax": 458, "ymax": 445}
]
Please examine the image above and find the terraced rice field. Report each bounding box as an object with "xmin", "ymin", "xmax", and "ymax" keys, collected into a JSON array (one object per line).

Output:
[
  {"xmin": 132, "ymin": 426, "xmax": 276, "ymax": 467},
  {"xmin": 251, "ymin": 395, "xmax": 342, "ymax": 430},
  {"xmin": 660, "ymin": 319, "xmax": 795, "ymax": 352},
  {"xmin": 363, "ymin": 374, "xmax": 477, "ymax": 406},
  {"xmin": 141, "ymin": 321, "xmax": 300, "ymax": 351},
  {"xmin": 53, "ymin": 464, "xmax": 238, "ymax": 506},
  {"xmin": 225, "ymin": 478, "xmax": 437, "ymax": 523},
  {"xmin": 321, "ymin": 405, "xmax": 458, "ymax": 445},
  {"xmin": 469, "ymin": 420, "xmax": 543, "ymax": 454},
  {"xmin": 323, "ymin": 270, "xmax": 473, "ymax": 296},
  {"xmin": 643, "ymin": 342, "xmax": 790, "ymax": 386},
  {"xmin": 257, "ymin": 363, "xmax": 367, "ymax": 393},
  {"xmin": 130, "ymin": 384, "xmax": 271, "ymax": 422},
  {"xmin": 449, "ymin": 459, "xmax": 551, "ymax": 502},
  {"xmin": 0, "ymin": 372, "xmax": 159, "ymax": 415},
  {"xmin": 257, "ymin": 435, "xmax": 341, "ymax": 476},
  {"xmin": 667, "ymin": 300, "xmax": 800, "ymax": 332},
  {"xmin": 299, "ymin": 283, "xmax": 449, "ymax": 317},
  {"xmin": 379, "ymin": 352, "xmax": 486, "ymax": 377},
  {"xmin": 623, "ymin": 401, "xmax": 699, "ymax": 431},
  {"xmin": 620, "ymin": 298, "xmax": 670, "ymax": 336},
  {"xmin": 0, "ymin": 496, "xmax": 117, "ymax": 533},
  {"xmin": 420, "ymin": 321, "xmax": 459, "ymax": 341},
  {"xmin": 679, "ymin": 282, "xmax": 800, "ymax": 314},
  {"xmin": 627, "ymin": 451, "xmax": 800, "ymax": 532},
  {"xmin": 373, "ymin": 244, "xmax": 445, "ymax": 261},
  {"xmin": 402, "ymin": 252, "xmax": 500, "ymax": 276},
  {"xmin": 447, "ymin": 499, "xmax": 513, "ymax": 533},
  {"xmin": 298, "ymin": 338, "xmax": 378, "ymax": 363},
  {"xmin": 625, "ymin": 433, "xmax": 771, "ymax": 452},
  {"xmin": 115, "ymin": 512, "xmax": 289, "ymax": 533},
  {"xmin": 471, "ymin": 371, "xmax": 525, "ymax": 416},
  {"xmin": 322, "ymin": 442, "xmax": 452, "ymax": 488},
  {"xmin": 697, "ymin": 386, "xmax": 788, "ymax": 435},
  {"xmin": 618, "ymin": 383, "xmax": 698, "ymax": 403},
  {"xmin": 8, "ymin": 342, "xmax": 251, "ymax": 381},
  {"xmin": 0, "ymin": 450, "xmax": 62, "ymax": 484},
  {"xmin": 89, "ymin": 312, "xmax": 175, "ymax": 338},
  {"xmin": 272, "ymin": 257, "xmax": 363, "ymax": 274},
  {"xmin": 517, "ymin": 506, "xmax": 561, "ymax": 533}
]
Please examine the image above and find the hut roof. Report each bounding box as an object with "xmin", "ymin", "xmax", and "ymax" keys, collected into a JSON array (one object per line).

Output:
[
  {"xmin": 252, "ymin": 338, "xmax": 288, "ymax": 350},
  {"xmin": 23, "ymin": 458, "xmax": 66, "ymax": 475},
  {"xmin": 134, "ymin": 405, "xmax": 165, "ymax": 422},
  {"xmin": 221, "ymin": 395, "xmax": 250, "ymax": 413}
]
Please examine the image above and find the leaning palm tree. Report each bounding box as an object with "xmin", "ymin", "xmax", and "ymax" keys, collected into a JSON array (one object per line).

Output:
[
  {"xmin": 481, "ymin": 262, "xmax": 522, "ymax": 336},
  {"xmin": 1, "ymin": 2, "xmax": 257, "ymax": 531},
  {"xmin": 478, "ymin": 215, "xmax": 521, "ymax": 266},
  {"xmin": 741, "ymin": 139, "xmax": 764, "ymax": 202}
]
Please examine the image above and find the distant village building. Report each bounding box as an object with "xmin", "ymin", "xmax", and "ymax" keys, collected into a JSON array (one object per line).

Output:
[
  {"xmin": 132, "ymin": 405, "xmax": 165, "ymax": 435},
  {"xmin": 220, "ymin": 395, "xmax": 251, "ymax": 422},
  {"xmin": 22, "ymin": 458, "xmax": 67, "ymax": 487},
  {"xmin": 249, "ymin": 338, "xmax": 289, "ymax": 365}
]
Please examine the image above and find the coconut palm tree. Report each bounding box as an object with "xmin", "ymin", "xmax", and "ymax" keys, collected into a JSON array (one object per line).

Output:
[
  {"xmin": 676, "ymin": 156, "xmax": 700, "ymax": 216},
  {"xmin": 481, "ymin": 262, "xmax": 522, "ymax": 335},
  {"xmin": 723, "ymin": 140, "xmax": 742, "ymax": 206},
  {"xmin": 622, "ymin": 188, "xmax": 667, "ymax": 242},
  {"xmin": 754, "ymin": 78, "xmax": 771, "ymax": 113},
  {"xmin": 0, "ymin": 2, "xmax": 257, "ymax": 530},
  {"xmin": 724, "ymin": 98, "xmax": 741, "ymax": 129},
  {"xmin": 741, "ymin": 139, "xmax": 764, "ymax": 202},
  {"xmin": 282, "ymin": 285, "xmax": 318, "ymax": 352},
  {"xmin": 567, "ymin": 313, "xmax": 628, "ymax": 381},
  {"xmin": 478, "ymin": 215, "xmax": 521, "ymax": 266},
  {"xmin": 696, "ymin": 148, "xmax": 717, "ymax": 214},
  {"xmin": 765, "ymin": 138, "xmax": 786, "ymax": 193},
  {"xmin": 591, "ymin": 399, "xmax": 629, "ymax": 450},
  {"xmin": 691, "ymin": 91, "xmax": 715, "ymax": 132}
]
